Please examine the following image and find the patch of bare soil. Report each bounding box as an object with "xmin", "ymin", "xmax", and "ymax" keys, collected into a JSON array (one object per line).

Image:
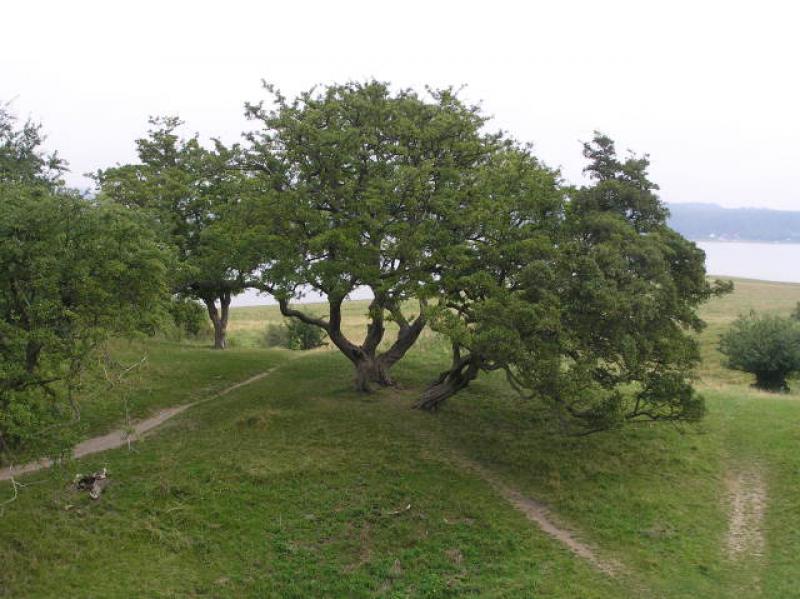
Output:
[
  {"xmin": 725, "ymin": 466, "xmax": 767, "ymax": 559},
  {"xmin": 0, "ymin": 368, "xmax": 278, "ymax": 482}
]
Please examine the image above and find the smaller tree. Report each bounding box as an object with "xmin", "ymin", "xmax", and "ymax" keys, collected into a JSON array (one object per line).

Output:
[
  {"xmin": 0, "ymin": 104, "xmax": 66, "ymax": 187},
  {"xmin": 719, "ymin": 312, "xmax": 800, "ymax": 391},
  {"xmin": 166, "ymin": 297, "xmax": 210, "ymax": 338},
  {"xmin": 0, "ymin": 192, "xmax": 170, "ymax": 452},
  {"xmin": 96, "ymin": 117, "xmax": 248, "ymax": 349},
  {"xmin": 418, "ymin": 133, "xmax": 728, "ymax": 434},
  {"xmin": 263, "ymin": 321, "xmax": 327, "ymax": 350}
]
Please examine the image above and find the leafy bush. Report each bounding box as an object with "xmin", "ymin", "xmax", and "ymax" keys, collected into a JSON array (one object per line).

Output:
[
  {"xmin": 263, "ymin": 323, "xmax": 290, "ymax": 348},
  {"xmin": 168, "ymin": 297, "xmax": 210, "ymax": 338},
  {"xmin": 287, "ymin": 320, "xmax": 327, "ymax": 350},
  {"xmin": 264, "ymin": 320, "xmax": 326, "ymax": 350},
  {"xmin": 719, "ymin": 312, "xmax": 800, "ymax": 391},
  {"xmin": 0, "ymin": 194, "xmax": 170, "ymax": 450}
]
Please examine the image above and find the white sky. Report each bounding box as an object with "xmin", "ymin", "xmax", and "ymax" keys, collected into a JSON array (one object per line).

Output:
[{"xmin": 3, "ymin": 0, "xmax": 800, "ymax": 211}]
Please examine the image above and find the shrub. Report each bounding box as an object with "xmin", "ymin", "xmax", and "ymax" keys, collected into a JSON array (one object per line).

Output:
[
  {"xmin": 264, "ymin": 323, "xmax": 290, "ymax": 348},
  {"xmin": 263, "ymin": 320, "xmax": 326, "ymax": 350},
  {"xmin": 168, "ymin": 297, "xmax": 210, "ymax": 338},
  {"xmin": 286, "ymin": 320, "xmax": 327, "ymax": 350},
  {"xmin": 0, "ymin": 192, "xmax": 170, "ymax": 451},
  {"xmin": 719, "ymin": 312, "xmax": 800, "ymax": 391}
]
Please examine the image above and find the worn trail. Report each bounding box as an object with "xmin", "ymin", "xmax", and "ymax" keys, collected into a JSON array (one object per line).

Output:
[
  {"xmin": 725, "ymin": 465, "xmax": 767, "ymax": 559},
  {"xmin": 0, "ymin": 368, "xmax": 278, "ymax": 482},
  {"xmin": 450, "ymin": 453, "xmax": 621, "ymax": 576}
]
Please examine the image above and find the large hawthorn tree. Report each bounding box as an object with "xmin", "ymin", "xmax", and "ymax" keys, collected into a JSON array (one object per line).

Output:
[
  {"xmin": 419, "ymin": 133, "xmax": 729, "ymax": 432},
  {"xmin": 96, "ymin": 118, "xmax": 246, "ymax": 348},
  {"xmin": 239, "ymin": 81, "xmax": 497, "ymax": 390}
]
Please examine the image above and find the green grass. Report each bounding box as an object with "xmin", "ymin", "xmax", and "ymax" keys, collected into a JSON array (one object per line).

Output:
[
  {"xmin": 2, "ymin": 340, "xmax": 289, "ymax": 466},
  {"xmin": 2, "ymin": 277, "xmax": 800, "ymax": 597}
]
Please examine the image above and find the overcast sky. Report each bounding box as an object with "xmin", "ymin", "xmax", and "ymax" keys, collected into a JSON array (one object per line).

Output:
[{"xmin": 4, "ymin": 0, "xmax": 799, "ymax": 211}]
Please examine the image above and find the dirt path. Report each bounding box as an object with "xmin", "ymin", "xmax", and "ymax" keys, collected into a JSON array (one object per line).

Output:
[
  {"xmin": 725, "ymin": 465, "xmax": 767, "ymax": 559},
  {"xmin": 450, "ymin": 454, "xmax": 621, "ymax": 576},
  {"xmin": 0, "ymin": 368, "xmax": 278, "ymax": 482}
]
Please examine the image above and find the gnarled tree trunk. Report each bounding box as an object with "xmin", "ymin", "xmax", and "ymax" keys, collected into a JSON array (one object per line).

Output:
[
  {"xmin": 204, "ymin": 292, "xmax": 231, "ymax": 350},
  {"xmin": 414, "ymin": 351, "xmax": 480, "ymax": 411},
  {"xmin": 278, "ymin": 294, "xmax": 426, "ymax": 392},
  {"xmin": 354, "ymin": 353, "xmax": 394, "ymax": 391}
]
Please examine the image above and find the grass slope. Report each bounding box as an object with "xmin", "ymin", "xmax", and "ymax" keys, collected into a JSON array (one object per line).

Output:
[{"xmin": 2, "ymin": 277, "xmax": 800, "ymax": 597}]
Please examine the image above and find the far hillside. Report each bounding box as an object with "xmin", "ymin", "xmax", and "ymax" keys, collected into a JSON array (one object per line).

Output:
[{"xmin": 667, "ymin": 203, "xmax": 800, "ymax": 242}]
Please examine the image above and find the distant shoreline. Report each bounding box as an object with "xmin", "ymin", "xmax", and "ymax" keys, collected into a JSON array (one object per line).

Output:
[{"xmin": 692, "ymin": 239, "xmax": 800, "ymax": 245}]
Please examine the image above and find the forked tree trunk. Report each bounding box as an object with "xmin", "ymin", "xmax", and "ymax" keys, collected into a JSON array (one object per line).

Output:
[
  {"xmin": 354, "ymin": 354, "xmax": 394, "ymax": 392},
  {"xmin": 204, "ymin": 292, "xmax": 231, "ymax": 350},
  {"xmin": 414, "ymin": 354, "xmax": 480, "ymax": 411},
  {"xmin": 278, "ymin": 294, "xmax": 426, "ymax": 392},
  {"xmin": 352, "ymin": 302, "xmax": 427, "ymax": 391}
]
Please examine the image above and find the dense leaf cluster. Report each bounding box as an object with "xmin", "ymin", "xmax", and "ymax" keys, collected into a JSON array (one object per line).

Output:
[
  {"xmin": 231, "ymin": 81, "xmax": 496, "ymax": 389},
  {"xmin": 0, "ymin": 110, "xmax": 170, "ymax": 451},
  {"xmin": 720, "ymin": 312, "xmax": 800, "ymax": 391},
  {"xmin": 421, "ymin": 134, "xmax": 729, "ymax": 429}
]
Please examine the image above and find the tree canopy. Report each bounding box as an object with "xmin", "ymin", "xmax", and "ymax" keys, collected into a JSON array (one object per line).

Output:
[
  {"xmin": 238, "ymin": 81, "xmax": 498, "ymax": 389},
  {"xmin": 1, "ymin": 83, "xmax": 727, "ymax": 445},
  {"xmin": 0, "ymin": 105, "xmax": 66, "ymax": 187},
  {"xmin": 0, "ymin": 109, "xmax": 170, "ymax": 453},
  {"xmin": 96, "ymin": 117, "xmax": 247, "ymax": 348},
  {"xmin": 418, "ymin": 133, "xmax": 728, "ymax": 432}
]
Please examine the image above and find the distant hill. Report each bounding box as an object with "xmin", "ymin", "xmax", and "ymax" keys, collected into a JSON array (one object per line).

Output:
[{"xmin": 667, "ymin": 203, "xmax": 800, "ymax": 242}]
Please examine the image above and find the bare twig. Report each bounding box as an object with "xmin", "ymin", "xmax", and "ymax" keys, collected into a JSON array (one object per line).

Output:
[{"xmin": 1, "ymin": 469, "xmax": 24, "ymax": 508}]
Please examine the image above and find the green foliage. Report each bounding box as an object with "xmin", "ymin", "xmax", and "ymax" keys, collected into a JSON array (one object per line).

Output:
[
  {"xmin": 166, "ymin": 297, "xmax": 210, "ymax": 338},
  {"xmin": 0, "ymin": 191, "xmax": 170, "ymax": 450},
  {"xmin": 0, "ymin": 104, "xmax": 66, "ymax": 187},
  {"xmin": 719, "ymin": 312, "xmax": 800, "ymax": 391},
  {"xmin": 285, "ymin": 319, "xmax": 327, "ymax": 350},
  {"xmin": 236, "ymin": 81, "xmax": 497, "ymax": 381},
  {"xmin": 263, "ymin": 320, "xmax": 326, "ymax": 350},
  {"xmin": 241, "ymin": 80, "xmax": 493, "ymax": 299},
  {"xmin": 263, "ymin": 323, "xmax": 289, "ymax": 348},
  {"xmin": 0, "ymin": 110, "xmax": 171, "ymax": 452},
  {"xmin": 95, "ymin": 117, "xmax": 249, "ymax": 348},
  {"xmin": 426, "ymin": 133, "xmax": 728, "ymax": 430}
]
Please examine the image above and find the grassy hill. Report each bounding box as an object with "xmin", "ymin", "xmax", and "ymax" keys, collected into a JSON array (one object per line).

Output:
[{"xmin": 2, "ymin": 278, "xmax": 800, "ymax": 597}]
